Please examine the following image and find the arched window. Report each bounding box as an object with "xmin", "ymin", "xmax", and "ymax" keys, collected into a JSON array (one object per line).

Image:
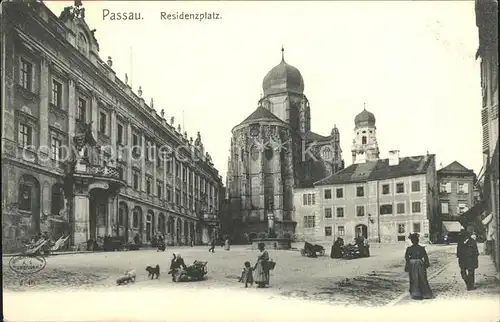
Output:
[
  {"xmin": 19, "ymin": 183, "xmax": 33, "ymax": 211},
  {"xmin": 362, "ymin": 136, "xmax": 367, "ymax": 145},
  {"xmin": 133, "ymin": 209, "xmax": 140, "ymax": 228}
]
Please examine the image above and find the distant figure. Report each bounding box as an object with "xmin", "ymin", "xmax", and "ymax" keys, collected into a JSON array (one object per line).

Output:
[
  {"xmin": 404, "ymin": 233, "xmax": 433, "ymax": 300},
  {"xmin": 330, "ymin": 237, "xmax": 344, "ymax": 258},
  {"xmin": 208, "ymin": 238, "xmax": 216, "ymax": 253},
  {"xmin": 224, "ymin": 239, "xmax": 231, "ymax": 251},
  {"xmin": 457, "ymin": 230, "xmax": 479, "ymax": 290}
]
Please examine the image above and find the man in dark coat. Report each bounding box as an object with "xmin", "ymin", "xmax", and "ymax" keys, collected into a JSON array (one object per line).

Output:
[
  {"xmin": 330, "ymin": 237, "xmax": 344, "ymax": 258},
  {"xmin": 456, "ymin": 230, "xmax": 480, "ymax": 290}
]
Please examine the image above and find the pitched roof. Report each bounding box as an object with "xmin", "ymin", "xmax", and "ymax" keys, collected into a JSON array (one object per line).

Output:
[
  {"xmin": 438, "ymin": 161, "xmax": 473, "ymax": 174},
  {"xmin": 315, "ymin": 154, "xmax": 435, "ymax": 186},
  {"xmin": 237, "ymin": 105, "xmax": 286, "ymax": 126},
  {"xmin": 304, "ymin": 131, "xmax": 330, "ymax": 142}
]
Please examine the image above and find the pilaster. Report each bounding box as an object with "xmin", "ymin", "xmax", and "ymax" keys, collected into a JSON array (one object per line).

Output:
[
  {"xmin": 126, "ymin": 122, "xmax": 133, "ymax": 186},
  {"xmin": 91, "ymin": 92, "xmax": 98, "ymax": 139},
  {"xmin": 73, "ymin": 194, "xmax": 89, "ymax": 246},
  {"xmin": 110, "ymin": 109, "xmax": 117, "ymax": 161},
  {"xmin": 140, "ymin": 133, "xmax": 146, "ymax": 192},
  {"xmin": 152, "ymin": 142, "xmax": 157, "ymax": 196},
  {"xmin": 68, "ymin": 77, "xmax": 76, "ymax": 137},
  {"xmin": 39, "ymin": 57, "xmax": 50, "ymax": 148}
]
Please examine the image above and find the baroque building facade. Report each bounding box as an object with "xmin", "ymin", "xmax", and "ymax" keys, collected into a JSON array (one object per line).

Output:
[
  {"xmin": 226, "ymin": 49, "xmax": 344, "ymax": 241},
  {"xmin": 1, "ymin": 2, "xmax": 223, "ymax": 252},
  {"xmin": 294, "ymin": 111, "xmax": 440, "ymax": 244}
]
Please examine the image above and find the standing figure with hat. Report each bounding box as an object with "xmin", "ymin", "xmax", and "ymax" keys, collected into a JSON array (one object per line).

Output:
[
  {"xmin": 456, "ymin": 230, "xmax": 479, "ymax": 290},
  {"xmin": 404, "ymin": 233, "xmax": 434, "ymax": 300}
]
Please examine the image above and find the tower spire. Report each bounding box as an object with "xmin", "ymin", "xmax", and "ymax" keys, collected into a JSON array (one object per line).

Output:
[{"xmin": 281, "ymin": 45, "xmax": 284, "ymax": 62}]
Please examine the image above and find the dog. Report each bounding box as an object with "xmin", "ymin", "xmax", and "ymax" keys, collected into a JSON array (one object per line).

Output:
[
  {"xmin": 146, "ymin": 265, "xmax": 160, "ymax": 279},
  {"xmin": 116, "ymin": 270, "xmax": 136, "ymax": 286}
]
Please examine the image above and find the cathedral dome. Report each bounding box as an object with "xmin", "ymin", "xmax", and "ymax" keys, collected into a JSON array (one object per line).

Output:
[
  {"xmin": 354, "ymin": 108, "xmax": 376, "ymax": 127},
  {"xmin": 262, "ymin": 48, "xmax": 304, "ymax": 96}
]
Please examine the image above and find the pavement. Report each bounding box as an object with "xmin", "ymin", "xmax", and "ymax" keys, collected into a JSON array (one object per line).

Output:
[{"xmin": 3, "ymin": 243, "xmax": 500, "ymax": 322}]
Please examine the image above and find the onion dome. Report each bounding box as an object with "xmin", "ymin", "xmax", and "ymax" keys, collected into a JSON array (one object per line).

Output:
[
  {"xmin": 354, "ymin": 108, "xmax": 376, "ymax": 127},
  {"xmin": 262, "ymin": 47, "xmax": 304, "ymax": 96}
]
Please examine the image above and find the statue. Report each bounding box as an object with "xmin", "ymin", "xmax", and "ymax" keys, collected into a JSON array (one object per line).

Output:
[
  {"xmin": 150, "ymin": 98, "xmax": 154, "ymax": 108},
  {"xmin": 190, "ymin": 137, "xmax": 193, "ymax": 144},
  {"xmin": 124, "ymin": 73, "xmax": 128, "ymax": 85},
  {"xmin": 160, "ymin": 109, "xmax": 165, "ymax": 118},
  {"xmin": 177, "ymin": 124, "xmax": 181, "ymax": 132},
  {"xmin": 195, "ymin": 132, "xmax": 201, "ymax": 146},
  {"xmin": 184, "ymin": 131, "xmax": 188, "ymax": 139},
  {"xmin": 170, "ymin": 117, "xmax": 175, "ymax": 125},
  {"xmin": 107, "ymin": 56, "xmax": 112, "ymax": 67},
  {"xmin": 138, "ymin": 86, "xmax": 142, "ymax": 97}
]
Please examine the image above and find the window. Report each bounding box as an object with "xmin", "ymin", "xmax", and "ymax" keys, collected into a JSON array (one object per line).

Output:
[
  {"xmin": 99, "ymin": 112, "xmax": 107, "ymax": 134},
  {"xmin": 20, "ymin": 58, "xmax": 32, "ymax": 91},
  {"xmin": 52, "ymin": 80, "xmax": 62, "ymax": 108},
  {"xmin": 411, "ymin": 201, "xmax": 421, "ymax": 213},
  {"xmin": 337, "ymin": 226, "xmax": 345, "ymax": 236},
  {"xmin": 382, "ymin": 184, "xmax": 390, "ymax": 195},
  {"xmin": 324, "ymin": 207, "xmax": 332, "ymax": 218},
  {"xmin": 356, "ymin": 205, "xmax": 365, "ymax": 217},
  {"xmin": 440, "ymin": 182, "xmax": 451, "ymax": 193},
  {"xmin": 380, "ymin": 204, "xmax": 393, "ymax": 215},
  {"xmin": 175, "ymin": 191, "xmax": 181, "ymax": 204},
  {"xmin": 324, "ymin": 189, "xmax": 332, "ymax": 200},
  {"xmin": 302, "ymin": 193, "xmax": 316, "ymax": 206},
  {"xmin": 398, "ymin": 224, "xmax": 406, "ymax": 234},
  {"xmin": 336, "ymin": 207, "xmax": 344, "ymax": 218},
  {"xmin": 356, "ymin": 186, "xmax": 364, "ymax": 197},
  {"xmin": 396, "ymin": 183, "xmax": 404, "ymax": 194},
  {"xmin": 146, "ymin": 179, "xmax": 152, "ymax": 195},
  {"xmin": 304, "ymin": 216, "xmax": 315, "ymax": 228},
  {"xmin": 117, "ymin": 124, "xmax": 123, "ymax": 145},
  {"xmin": 19, "ymin": 184, "xmax": 32, "ymax": 211},
  {"xmin": 411, "ymin": 181, "xmax": 421, "ymax": 192},
  {"xmin": 118, "ymin": 207, "xmax": 125, "ymax": 226},
  {"xmin": 51, "ymin": 137, "xmax": 62, "ymax": 160},
  {"xmin": 397, "ymin": 203, "xmax": 405, "ymax": 214},
  {"xmin": 19, "ymin": 123, "xmax": 32, "ymax": 147},
  {"xmin": 458, "ymin": 203, "xmax": 467, "ymax": 214},
  {"xmin": 157, "ymin": 183, "xmax": 162, "ymax": 198},
  {"xmin": 167, "ymin": 189, "xmax": 172, "ymax": 202},
  {"xmin": 458, "ymin": 183, "xmax": 469, "ymax": 194},
  {"xmin": 166, "ymin": 160, "xmax": 172, "ymax": 174},
  {"xmin": 336, "ymin": 188, "xmax": 343, "ymax": 198},
  {"xmin": 361, "ymin": 136, "xmax": 367, "ymax": 144},
  {"xmin": 133, "ymin": 210, "xmax": 139, "ymax": 228},
  {"xmin": 441, "ymin": 202, "xmax": 449, "ymax": 214},
  {"xmin": 175, "ymin": 161, "xmax": 180, "ymax": 177},
  {"xmin": 325, "ymin": 226, "xmax": 332, "ymax": 237},
  {"xmin": 78, "ymin": 98, "xmax": 86, "ymax": 122},
  {"xmin": 133, "ymin": 172, "xmax": 139, "ymax": 190},
  {"xmin": 413, "ymin": 223, "xmax": 421, "ymax": 233},
  {"xmin": 132, "ymin": 134, "xmax": 141, "ymax": 157}
]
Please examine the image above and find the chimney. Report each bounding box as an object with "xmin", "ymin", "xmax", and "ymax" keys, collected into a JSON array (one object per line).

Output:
[{"xmin": 388, "ymin": 150, "xmax": 400, "ymax": 166}]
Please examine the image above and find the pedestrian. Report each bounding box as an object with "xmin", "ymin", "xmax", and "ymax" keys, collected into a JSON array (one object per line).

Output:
[
  {"xmin": 224, "ymin": 238, "xmax": 231, "ymax": 251},
  {"xmin": 239, "ymin": 261, "xmax": 254, "ymax": 288},
  {"xmin": 208, "ymin": 238, "xmax": 215, "ymax": 253},
  {"xmin": 404, "ymin": 233, "xmax": 434, "ymax": 300},
  {"xmin": 330, "ymin": 237, "xmax": 344, "ymax": 258},
  {"xmin": 253, "ymin": 242, "xmax": 271, "ymax": 288},
  {"xmin": 457, "ymin": 230, "xmax": 479, "ymax": 290}
]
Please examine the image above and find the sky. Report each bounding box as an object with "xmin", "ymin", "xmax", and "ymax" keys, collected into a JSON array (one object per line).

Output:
[{"xmin": 45, "ymin": 1, "xmax": 484, "ymax": 181}]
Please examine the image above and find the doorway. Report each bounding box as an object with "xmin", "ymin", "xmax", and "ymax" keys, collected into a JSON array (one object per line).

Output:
[{"xmin": 355, "ymin": 224, "xmax": 368, "ymax": 239}]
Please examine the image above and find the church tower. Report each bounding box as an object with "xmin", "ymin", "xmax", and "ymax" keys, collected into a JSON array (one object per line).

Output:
[
  {"xmin": 351, "ymin": 107, "xmax": 379, "ymax": 164},
  {"xmin": 259, "ymin": 47, "xmax": 310, "ymax": 134}
]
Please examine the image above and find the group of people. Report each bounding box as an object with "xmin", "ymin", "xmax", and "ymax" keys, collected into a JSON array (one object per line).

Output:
[
  {"xmin": 404, "ymin": 230, "xmax": 480, "ymax": 300},
  {"xmin": 330, "ymin": 235, "xmax": 369, "ymax": 259},
  {"xmin": 239, "ymin": 242, "xmax": 273, "ymax": 288}
]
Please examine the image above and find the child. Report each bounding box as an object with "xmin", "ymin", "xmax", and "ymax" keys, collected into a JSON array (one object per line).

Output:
[{"xmin": 239, "ymin": 261, "xmax": 254, "ymax": 288}]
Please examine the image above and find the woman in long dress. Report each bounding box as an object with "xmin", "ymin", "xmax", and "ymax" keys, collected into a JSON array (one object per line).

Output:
[
  {"xmin": 405, "ymin": 233, "xmax": 434, "ymax": 300},
  {"xmin": 253, "ymin": 242, "xmax": 270, "ymax": 288}
]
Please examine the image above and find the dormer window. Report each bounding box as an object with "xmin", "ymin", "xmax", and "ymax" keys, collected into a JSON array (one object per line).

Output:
[
  {"xmin": 361, "ymin": 136, "xmax": 367, "ymax": 144},
  {"xmin": 77, "ymin": 33, "xmax": 88, "ymax": 55}
]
